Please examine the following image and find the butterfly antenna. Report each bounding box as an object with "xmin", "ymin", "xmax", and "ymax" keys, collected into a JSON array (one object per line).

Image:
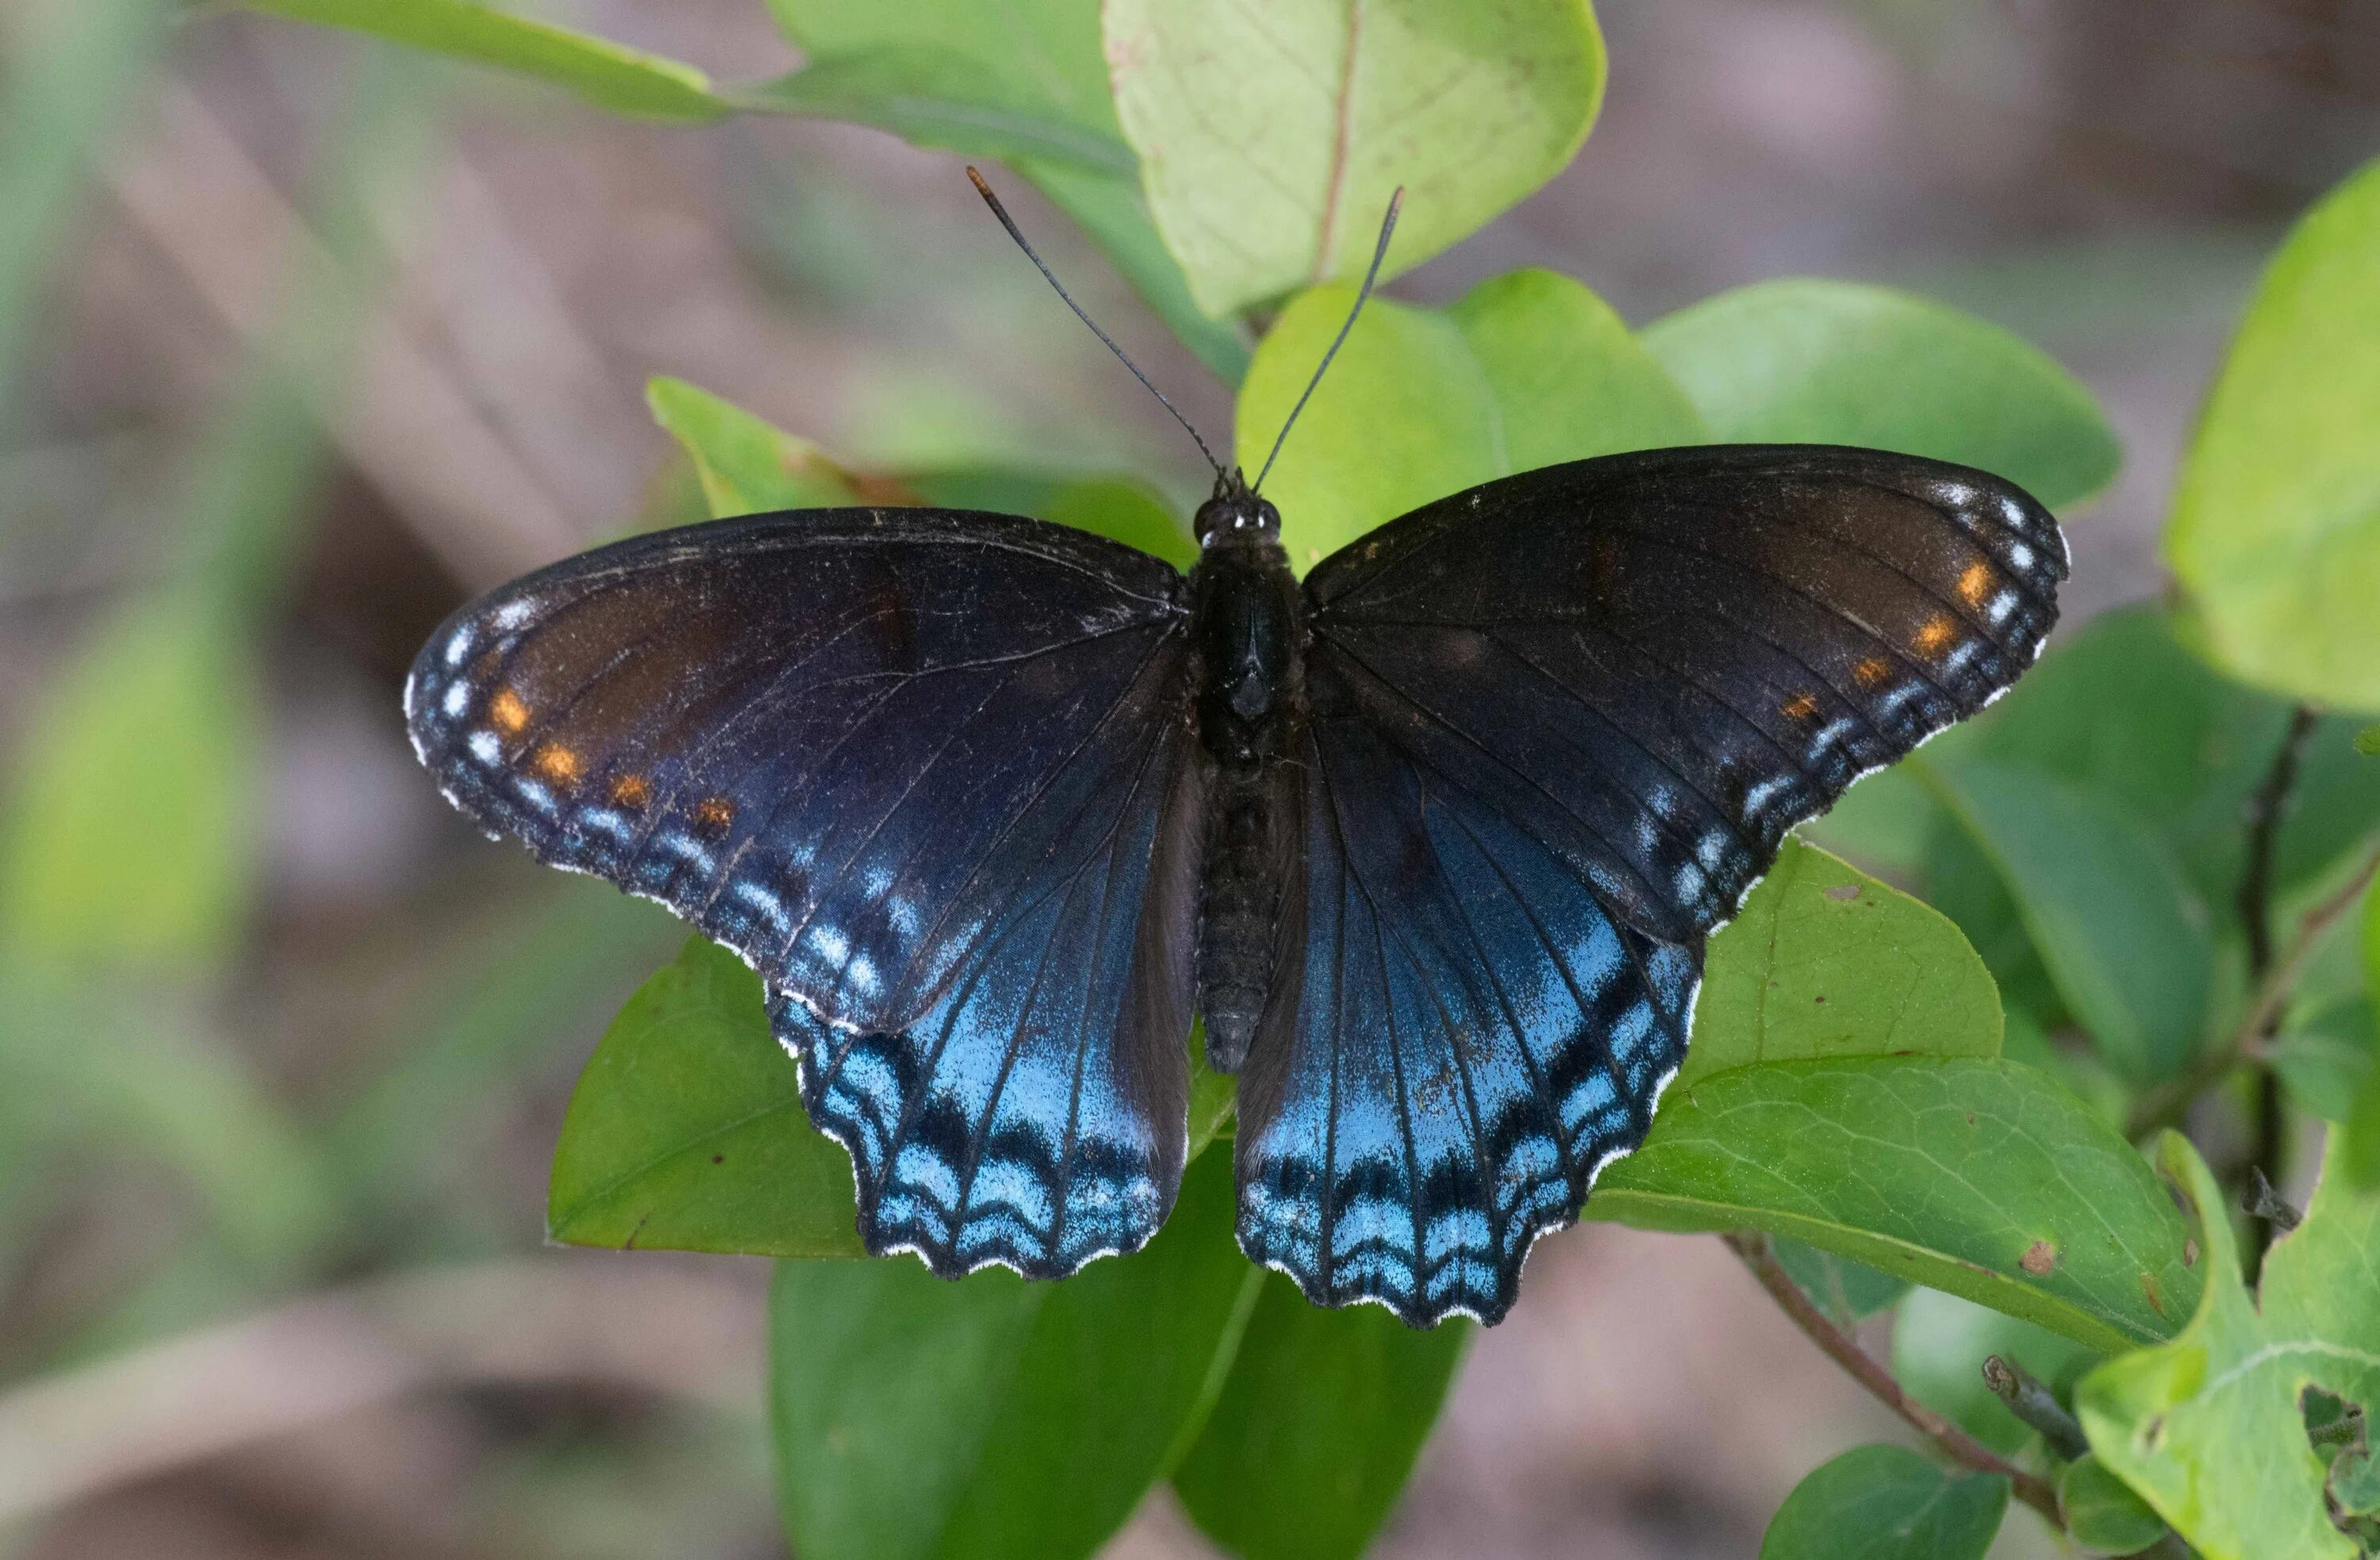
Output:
[
  {"xmin": 966, "ymin": 166, "xmax": 1223, "ymax": 479},
  {"xmin": 1253, "ymin": 187, "xmax": 1403, "ymax": 494}
]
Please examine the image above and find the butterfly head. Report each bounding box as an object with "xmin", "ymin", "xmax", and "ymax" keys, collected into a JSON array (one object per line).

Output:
[{"xmin": 1195, "ymin": 470, "xmax": 1281, "ymax": 547}]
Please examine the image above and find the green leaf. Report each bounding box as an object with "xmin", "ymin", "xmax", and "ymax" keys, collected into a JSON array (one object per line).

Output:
[
  {"xmin": 1185, "ymin": 1021, "xmax": 1237, "ymax": 1158},
  {"xmin": 762, "ymin": 0, "xmax": 1246, "ymax": 383},
  {"xmin": 1759, "ymin": 1443, "xmax": 2007, "ymax": 1560},
  {"xmin": 1891, "ymin": 1286, "xmax": 2098, "ymax": 1456},
  {"xmin": 548, "ymin": 940, "xmax": 1231, "ymax": 1260},
  {"xmin": 1234, "ymin": 268, "xmax": 1703, "ymax": 571},
  {"xmin": 1641, "ymin": 279, "xmax": 2121, "ymax": 509},
  {"xmin": 548, "ymin": 939, "xmax": 866, "ymax": 1259},
  {"xmin": 906, "ymin": 467, "xmax": 1195, "ymax": 571},
  {"xmin": 648, "ymin": 377, "xmax": 867, "ymax": 516},
  {"xmin": 1019, "ymin": 160, "xmax": 1253, "ymax": 384},
  {"xmin": 2077, "ymin": 1133, "xmax": 2380, "ymax": 1560},
  {"xmin": 1173, "ymin": 1276, "xmax": 1466, "ymax": 1560},
  {"xmin": 2358, "ymin": 725, "xmax": 2380, "ymax": 758},
  {"xmin": 768, "ymin": 0, "xmax": 1123, "ymax": 138},
  {"xmin": 2271, "ymin": 994, "xmax": 2374, "ymax": 1123},
  {"xmin": 2058, "ymin": 1454, "xmax": 2170, "ymax": 1556},
  {"xmin": 2332, "ymin": 1440, "xmax": 2380, "ymax": 1519},
  {"xmin": 769, "ymin": 1147, "xmax": 1262, "ymax": 1560},
  {"xmin": 0, "ymin": 594, "xmax": 259, "ymax": 970},
  {"xmin": 1107, "ymin": 0, "xmax": 1604, "ymax": 316},
  {"xmin": 243, "ymin": 0, "xmax": 729, "ymax": 121},
  {"xmin": 1773, "ymin": 1237, "xmax": 1912, "ymax": 1330},
  {"xmin": 1590, "ymin": 1058, "xmax": 2199, "ymax": 1354},
  {"xmin": 2360, "ymin": 892, "xmax": 2380, "ymax": 1193},
  {"xmin": 2166, "ymin": 153, "xmax": 2380, "ymax": 712},
  {"xmin": 1942, "ymin": 605, "xmax": 2380, "ymax": 918},
  {"xmin": 1683, "ymin": 840, "xmax": 2001, "ymax": 1089},
  {"xmin": 649, "ymin": 379, "xmax": 1202, "ymax": 568},
  {"xmin": 1923, "ymin": 759, "xmax": 2212, "ymax": 1085},
  {"xmin": 746, "ymin": 47, "xmax": 1137, "ymax": 175},
  {"xmin": 1797, "ymin": 764, "xmax": 1944, "ymax": 880}
]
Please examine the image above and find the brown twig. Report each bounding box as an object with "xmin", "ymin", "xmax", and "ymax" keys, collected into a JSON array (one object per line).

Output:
[
  {"xmin": 2129, "ymin": 841, "xmax": 2380, "ymax": 1139},
  {"xmin": 1982, "ymin": 1354, "xmax": 2089, "ymax": 1461},
  {"xmin": 2240, "ymin": 707, "xmax": 2317, "ymax": 1274},
  {"xmin": 1725, "ymin": 1234, "xmax": 2061, "ymax": 1522}
]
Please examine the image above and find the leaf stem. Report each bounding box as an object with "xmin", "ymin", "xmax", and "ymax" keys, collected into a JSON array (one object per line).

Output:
[
  {"xmin": 1723, "ymin": 1233, "xmax": 2061, "ymax": 1522},
  {"xmin": 1981, "ymin": 1354, "xmax": 2088, "ymax": 1461},
  {"xmin": 2128, "ymin": 840, "xmax": 2380, "ymax": 1139}
]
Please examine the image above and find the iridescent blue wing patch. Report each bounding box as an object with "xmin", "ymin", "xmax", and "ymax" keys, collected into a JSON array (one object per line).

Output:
[
  {"xmin": 1241, "ymin": 446, "xmax": 2066, "ymax": 1325},
  {"xmin": 1234, "ymin": 690, "xmax": 1699, "ymax": 1326},
  {"xmin": 404, "ymin": 508, "xmax": 1202, "ymax": 1274},
  {"xmin": 770, "ymin": 656, "xmax": 1204, "ymax": 1279}
]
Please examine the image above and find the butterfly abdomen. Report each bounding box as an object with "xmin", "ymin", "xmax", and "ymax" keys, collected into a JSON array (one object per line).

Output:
[{"xmin": 1188, "ymin": 524, "xmax": 1304, "ymax": 1073}]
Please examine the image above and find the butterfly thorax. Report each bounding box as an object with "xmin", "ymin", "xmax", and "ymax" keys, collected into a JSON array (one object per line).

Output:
[{"xmin": 1188, "ymin": 489, "xmax": 1303, "ymax": 1073}]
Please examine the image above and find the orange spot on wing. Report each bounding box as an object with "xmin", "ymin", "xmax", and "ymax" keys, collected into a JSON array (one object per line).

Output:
[
  {"xmin": 1914, "ymin": 615, "xmax": 1959, "ymax": 656},
  {"xmin": 1780, "ymin": 692, "xmax": 1821, "ymax": 722},
  {"xmin": 489, "ymin": 687, "xmax": 530, "ymax": 735},
  {"xmin": 693, "ymin": 796, "xmax": 735, "ymax": 835},
  {"xmin": 1852, "ymin": 656, "xmax": 1894, "ymax": 689},
  {"xmin": 1956, "ymin": 560, "xmax": 1994, "ymax": 607},
  {"xmin": 608, "ymin": 773, "xmax": 651, "ymax": 809},
  {"xmin": 531, "ymin": 743, "xmax": 581, "ymax": 785}
]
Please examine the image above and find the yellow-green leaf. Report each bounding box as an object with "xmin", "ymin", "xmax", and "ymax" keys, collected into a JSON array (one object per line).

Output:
[
  {"xmin": 1684, "ymin": 840, "xmax": 2001, "ymax": 1089},
  {"xmin": 647, "ymin": 376, "xmax": 867, "ymax": 517},
  {"xmin": 2166, "ymin": 153, "xmax": 2380, "ymax": 711},
  {"xmin": 2077, "ymin": 1133, "xmax": 2380, "ymax": 1560},
  {"xmin": 1643, "ymin": 279, "xmax": 2120, "ymax": 509},
  {"xmin": 244, "ymin": 0, "xmax": 728, "ymax": 121},
  {"xmin": 1234, "ymin": 268, "xmax": 1701, "ymax": 571},
  {"xmin": 1107, "ymin": 0, "xmax": 1605, "ymax": 315}
]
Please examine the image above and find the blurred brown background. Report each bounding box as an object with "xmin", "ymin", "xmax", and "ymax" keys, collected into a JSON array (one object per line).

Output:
[{"xmin": 2, "ymin": 1, "xmax": 2376, "ymax": 1556}]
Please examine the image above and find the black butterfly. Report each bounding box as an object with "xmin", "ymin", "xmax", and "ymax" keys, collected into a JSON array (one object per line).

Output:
[{"xmin": 404, "ymin": 188, "xmax": 2065, "ymax": 1328}]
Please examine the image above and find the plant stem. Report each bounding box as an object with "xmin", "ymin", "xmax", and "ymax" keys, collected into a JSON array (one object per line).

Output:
[
  {"xmin": 2239, "ymin": 706, "xmax": 2317, "ymax": 1275},
  {"xmin": 1724, "ymin": 1234, "xmax": 2062, "ymax": 1522},
  {"xmin": 1982, "ymin": 1354, "xmax": 2089, "ymax": 1461},
  {"xmin": 2129, "ymin": 842, "xmax": 2380, "ymax": 1139},
  {"xmin": 2239, "ymin": 708, "xmax": 2317, "ymax": 976}
]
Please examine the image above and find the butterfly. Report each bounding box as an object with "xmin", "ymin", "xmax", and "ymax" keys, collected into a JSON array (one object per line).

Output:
[{"xmin": 403, "ymin": 183, "xmax": 2066, "ymax": 1328}]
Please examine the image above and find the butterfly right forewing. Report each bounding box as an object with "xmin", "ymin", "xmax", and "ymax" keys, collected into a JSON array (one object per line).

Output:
[{"xmin": 1234, "ymin": 445, "xmax": 2066, "ymax": 1327}]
